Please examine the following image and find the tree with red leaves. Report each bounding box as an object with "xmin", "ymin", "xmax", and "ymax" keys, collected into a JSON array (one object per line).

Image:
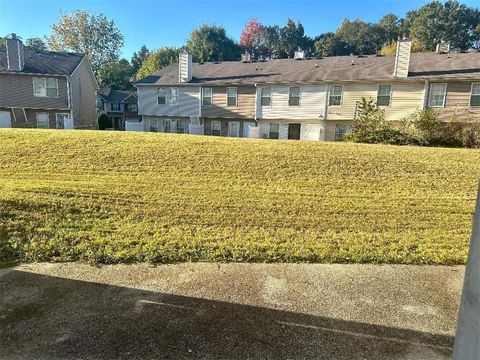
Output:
[{"xmin": 240, "ymin": 18, "xmax": 265, "ymax": 58}]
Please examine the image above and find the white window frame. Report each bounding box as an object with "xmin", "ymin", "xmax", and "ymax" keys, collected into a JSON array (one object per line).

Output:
[
  {"xmin": 269, "ymin": 122, "xmax": 279, "ymax": 139},
  {"xmin": 376, "ymin": 84, "xmax": 392, "ymax": 107},
  {"xmin": 202, "ymin": 87, "xmax": 213, "ymax": 106},
  {"xmin": 176, "ymin": 119, "xmax": 188, "ymax": 134},
  {"xmin": 334, "ymin": 124, "xmax": 352, "ymax": 141},
  {"xmin": 211, "ymin": 120, "xmax": 221, "ymax": 136},
  {"xmin": 148, "ymin": 119, "xmax": 161, "ymax": 132},
  {"xmin": 288, "ymin": 87, "xmax": 301, "ymax": 107},
  {"xmin": 55, "ymin": 113, "xmax": 70, "ymax": 129},
  {"xmin": 33, "ymin": 77, "xmax": 59, "ymax": 98},
  {"xmin": 163, "ymin": 119, "xmax": 172, "ymax": 133},
  {"xmin": 261, "ymin": 87, "xmax": 272, "ymax": 107},
  {"xmin": 158, "ymin": 88, "xmax": 167, "ymax": 105},
  {"xmin": 226, "ymin": 87, "xmax": 237, "ymax": 107},
  {"xmin": 111, "ymin": 102, "xmax": 120, "ymax": 111},
  {"xmin": 329, "ymin": 85, "xmax": 343, "ymax": 107},
  {"xmin": 470, "ymin": 83, "xmax": 480, "ymax": 108},
  {"xmin": 36, "ymin": 112, "xmax": 50, "ymax": 129},
  {"xmin": 169, "ymin": 88, "xmax": 178, "ymax": 105},
  {"xmin": 127, "ymin": 103, "xmax": 138, "ymax": 112},
  {"xmin": 428, "ymin": 83, "xmax": 447, "ymax": 108}
]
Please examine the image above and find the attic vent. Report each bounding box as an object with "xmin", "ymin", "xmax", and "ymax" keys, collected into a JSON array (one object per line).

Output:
[
  {"xmin": 294, "ymin": 50, "xmax": 305, "ymax": 60},
  {"xmin": 241, "ymin": 52, "xmax": 251, "ymax": 62},
  {"xmin": 436, "ymin": 41, "xmax": 450, "ymax": 54}
]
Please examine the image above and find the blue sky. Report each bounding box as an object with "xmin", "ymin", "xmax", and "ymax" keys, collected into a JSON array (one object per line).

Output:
[{"xmin": 1, "ymin": 0, "xmax": 478, "ymax": 59}]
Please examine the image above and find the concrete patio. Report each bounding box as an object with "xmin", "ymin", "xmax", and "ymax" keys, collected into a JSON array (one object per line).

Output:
[{"xmin": 0, "ymin": 263, "xmax": 463, "ymax": 359}]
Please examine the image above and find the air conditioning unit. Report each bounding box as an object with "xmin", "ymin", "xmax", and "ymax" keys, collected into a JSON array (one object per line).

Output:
[
  {"xmin": 241, "ymin": 52, "xmax": 251, "ymax": 62},
  {"xmin": 294, "ymin": 50, "xmax": 305, "ymax": 60}
]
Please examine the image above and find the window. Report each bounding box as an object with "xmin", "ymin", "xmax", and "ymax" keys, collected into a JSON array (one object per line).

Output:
[
  {"xmin": 158, "ymin": 88, "xmax": 167, "ymax": 105},
  {"xmin": 269, "ymin": 123, "xmax": 279, "ymax": 139},
  {"xmin": 55, "ymin": 113, "xmax": 70, "ymax": 129},
  {"xmin": 127, "ymin": 103, "xmax": 138, "ymax": 112},
  {"xmin": 177, "ymin": 119, "xmax": 188, "ymax": 134},
  {"xmin": 227, "ymin": 87, "xmax": 237, "ymax": 106},
  {"xmin": 228, "ymin": 121, "xmax": 240, "ymax": 137},
  {"xmin": 261, "ymin": 87, "xmax": 271, "ymax": 106},
  {"xmin": 36, "ymin": 112, "xmax": 50, "ymax": 129},
  {"xmin": 334, "ymin": 124, "xmax": 351, "ymax": 141},
  {"xmin": 100, "ymin": 100, "xmax": 105, "ymax": 111},
  {"xmin": 289, "ymin": 87, "xmax": 301, "ymax": 106},
  {"xmin": 428, "ymin": 83, "xmax": 447, "ymax": 107},
  {"xmin": 157, "ymin": 88, "xmax": 178, "ymax": 105},
  {"xmin": 111, "ymin": 102, "xmax": 120, "ymax": 111},
  {"xmin": 211, "ymin": 120, "xmax": 221, "ymax": 136},
  {"xmin": 329, "ymin": 85, "xmax": 343, "ymax": 106},
  {"xmin": 377, "ymin": 85, "xmax": 392, "ymax": 107},
  {"xmin": 470, "ymin": 83, "xmax": 480, "ymax": 107},
  {"xmin": 149, "ymin": 119, "xmax": 161, "ymax": 132},
  {"xmin": 169, "ymin": 88, "xmax": 178, "ymax": 105},
  {"xmin": 33, "ymin": 77, "xmax": 58, "ymax": 97},
  {"xmin": 202, "ymin": 87, "xmax": 212, "ymax": 106}
]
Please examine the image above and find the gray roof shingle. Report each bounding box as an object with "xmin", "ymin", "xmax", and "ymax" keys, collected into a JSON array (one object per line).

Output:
[
  {"xmin": 0, "ymin": 48, "xmax": 85, "ymax": 75},
  {"xmin": 136, "ymin": 51, "xmax": 480, "ymax": 86},
  {"xmin": 97, "ymin": 88, "xmax": 137, "ymax": 102}
]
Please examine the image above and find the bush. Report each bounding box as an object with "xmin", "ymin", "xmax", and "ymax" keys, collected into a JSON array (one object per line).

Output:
[
  {"xmin": 98, "ymin": 114, "xmax": 111, "ymax": 130},
  {"xmin": 344, "ymin": 98, "xmax": 418, "ymax": 145}
]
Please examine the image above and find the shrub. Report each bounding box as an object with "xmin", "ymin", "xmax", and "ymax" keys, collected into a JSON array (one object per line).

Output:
[
  {"xmin": 98, "ymin": 114, "xmax": 111, "ymax": 130},
  {"xmin": 344, "ymin": 98, "xmax": 418, "ymax": 145}
]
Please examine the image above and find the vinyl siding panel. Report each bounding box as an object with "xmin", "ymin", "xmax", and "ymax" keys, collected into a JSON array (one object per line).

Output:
[
  {"xmin": 137, "ymin": 85, "xmax": 200, "ymax": 117},
  {"xmin": 0, "ymin": 107, "xmax": 70, "ymax": 129},
  {"xmin": 327, "ymin": 81, "xmax": 424, "ymax": 121},
  {"xmin": 432, "ymin": 82, "xmax": 480, "ymax": 122},
  {"xmin": 69, "ymin": 57, "xmax": 98, "ymax": 129},
  {"xmin": 0, "ymin": 73, "xmax": 69, "ymax": 109},
  {"xmin": 257, "ymin": 85, "xmax": 327, "ymax": 120},
  {"xmin": 201, "ymin": 86, "xmax": 256, "ymax": 119}
]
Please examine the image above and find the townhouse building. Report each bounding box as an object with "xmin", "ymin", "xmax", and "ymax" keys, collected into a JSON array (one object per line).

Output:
[
  {"xmin": 136, "ymin": 40, "xmax": 480, "ymax": 142},
  {"xmin": 0, "ymin": 34, "xmax": 98, "ymax": 129},
  {"xmin": 97, "ymin": 88, "xmax": 139, "ymax": 130}
]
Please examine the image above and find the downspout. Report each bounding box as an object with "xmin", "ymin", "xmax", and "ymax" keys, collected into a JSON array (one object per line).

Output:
[
  {"xmin": 423, "ymin": 80, "xmax": 429, "ymax": 109},
  {"xmin": 66, "ymin": 76, "xmax": 72, "ymax": 121}
]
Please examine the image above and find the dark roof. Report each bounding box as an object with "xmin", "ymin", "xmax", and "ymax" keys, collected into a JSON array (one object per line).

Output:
[
  {"xmin": 136, "ymin": 51, "xmax": 480, "ymax": 86},
  {"xmin": 0, "ymin": 48, "xmax": 85, "ymax": 75},
  {"xmin": 97, "ymin": 88, "xmax": 137, "ymax": 102}
]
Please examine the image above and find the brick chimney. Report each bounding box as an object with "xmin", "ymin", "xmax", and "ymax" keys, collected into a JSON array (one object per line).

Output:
[
  {"xmin": 179, "ymin": 52, "xmax": 192, "ymax": 83},
  {"xmin": 393, "ymin": 37, "xmax": 412, "ymax": 78},
  {"xmin": 6, "ymin": 33, "xmax": 24, "ymax": 71}
]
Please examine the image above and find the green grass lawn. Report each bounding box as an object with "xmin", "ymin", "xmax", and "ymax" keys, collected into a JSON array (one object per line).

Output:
[{"xmin": 1, "ymin": 129, "xmax": 479, "ymax": 265}]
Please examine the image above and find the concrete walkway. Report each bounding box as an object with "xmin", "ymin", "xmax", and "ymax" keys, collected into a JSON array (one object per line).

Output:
[{"xmin": 0, "ymin": 263, "xmax": 463, "ymax": 360}]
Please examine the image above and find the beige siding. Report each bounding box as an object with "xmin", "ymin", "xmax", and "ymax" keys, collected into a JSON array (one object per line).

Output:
[
  {"xmin": 201, "ymin": 86, "xmax": 256, "ymax": 119},
  {"xmin": 0, "ymin": 73, "xmax": 69, "ymax": 109},
  {"xmin": 257, "ymin": 85, "xmax": 327, "ymax": 120},
  {"xmin": 137, "ymin": 85, "xmax": 200, "ymax": 117},
  {"xmin": 69, "ymin": 57, "xmax": 98, "ymax": 129},
  {"xmin": 327, "ymin": 81, "xmax": 424, "ymax": 121},
  {"xmin": 431, "ymin": 82, "xmax": 480, "ymax": 122}
]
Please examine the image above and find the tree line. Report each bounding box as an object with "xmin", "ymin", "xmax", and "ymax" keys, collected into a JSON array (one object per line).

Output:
[{"xmin": 2, "ymin": 1, "xmax": 478, "ymax": 90}]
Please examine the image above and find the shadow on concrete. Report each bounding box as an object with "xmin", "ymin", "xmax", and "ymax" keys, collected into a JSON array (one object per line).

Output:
[{"xmin": 0, "ymin": 270, "xmax": 453, "ymax": 359}]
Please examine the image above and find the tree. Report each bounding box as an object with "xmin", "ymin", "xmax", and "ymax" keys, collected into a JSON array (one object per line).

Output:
[
  {"xmin": 260, "ymin": 25, "xmax": 281, "ymax": 58},
  {"xmin": 136, "ymin": 47, "xmax": 179, "ymax": 80},
  {"xmin": 240, "ymin": 18, "xmax": 265, "ymax": 58},
  {"xmin": 406, "ymin": 0, "xmax": 480, "ymax": 51},
  {"xmin": 378, "ymin": 14, "xmax": 402, "ymax": 45},
  {"xmin": 47, "ymin": 10, "xmax": 124, "ymax": 72},
  {"xmin": 25, "ymin": 38, "xmax": 47, "ymax": 51},
  {"xmin": 186, "ymin": 24, "xmax": 241, "ymax": 62},
  {"xmin": 97, "ymin": 59, "xmax": 135, "ymax": 90},
  {"xmin": 378, "ymin": 38, "xmax": 423, "ymax": 55},
  {"xmin": 335, "ymin": 18, "xmax": 384, "ymax": 55},
  {"xmin": 278, "ymin": 19, "xmax": 307, "ymax": 58},
  {"xmin": 131, "ymin": 45, "xmax": 150, "ymax": 73},
  {"xmin": 314, "ymin": 32, "xmax": 349, "ymax": 57}
]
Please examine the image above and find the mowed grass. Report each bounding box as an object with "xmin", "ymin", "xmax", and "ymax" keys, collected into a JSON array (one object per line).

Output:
[{"xmin": 1, "ymin": 129, "xmax": 479, "ymax": 265}]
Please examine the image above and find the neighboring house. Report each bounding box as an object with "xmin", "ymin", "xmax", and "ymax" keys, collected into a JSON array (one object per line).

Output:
[
  {"xmin": 136, "ymin": 41, "xmax": 480, "ymax": 142},
  {"xmin": 0, "ymin": 33, "xmax": 98, "ymax": 129},
  {"xmin": 97, "ymin": 88, "xmax": 139, "ymax": 130}
]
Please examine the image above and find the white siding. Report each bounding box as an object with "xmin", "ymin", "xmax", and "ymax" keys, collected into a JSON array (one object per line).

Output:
[
  {"xmin": 137, "ymin": 85, "xmax": 200, "ymax": 117},
  {"xmin": 256, "ymin": 85, "xmax": 327, "ymax": 120}
]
